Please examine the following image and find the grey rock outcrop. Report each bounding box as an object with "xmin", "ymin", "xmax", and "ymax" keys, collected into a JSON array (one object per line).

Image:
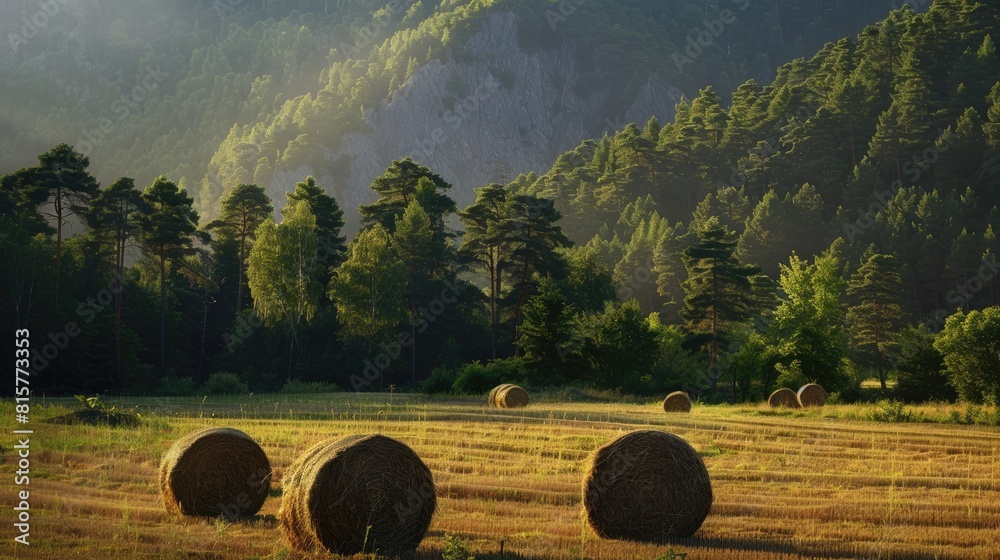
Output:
[{"xmin": 271, "ymin": 10, "xmax": 682, "ymax": 228}]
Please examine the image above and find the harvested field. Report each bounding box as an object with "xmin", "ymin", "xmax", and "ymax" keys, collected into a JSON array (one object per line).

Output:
[{"xmin": 3, "ymin": 395, "xmax": 999, "ymax": 559}]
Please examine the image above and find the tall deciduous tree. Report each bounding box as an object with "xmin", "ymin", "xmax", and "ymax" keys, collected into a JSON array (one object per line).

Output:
[
  {"xmin": 329, "ymin": 224, "xmax": 409, "ymax": 377},
  {"xmin": 247, "ymin": 197, "xmax": 321, "ymax": 380},
  {"xmin": 771, "ymin": 241, "xmax": 847, "ymax": 391},
  {"xmin": 140, "ymin": 176, "xmax": 200, "ymax": 375},
  {"xmin": 287, "ymin": 176, "xmax": 346, "ymax": 275},
  {"xmin": 935, "ymin": 307, "xmax": 1000, "ymax": 405}
]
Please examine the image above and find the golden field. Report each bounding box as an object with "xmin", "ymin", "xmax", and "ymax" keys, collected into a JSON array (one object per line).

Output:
[{"xmin": 2, "ymin": 394, "xmax": 999, "ymax": 559}]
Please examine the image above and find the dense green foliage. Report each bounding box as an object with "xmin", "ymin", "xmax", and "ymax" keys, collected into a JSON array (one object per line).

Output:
[
  {"xmin": 2, "ymin": 1, "xmax": 998, "ymax": 403},
  {"xmin": 2, "ymin": 0, "xmax": 900, "ymax": 219}
]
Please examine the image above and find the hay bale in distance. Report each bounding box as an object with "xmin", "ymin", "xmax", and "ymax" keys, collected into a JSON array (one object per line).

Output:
[
  {"xmin": 279, "ymin": 434, "xmax": 436, "ymax": 556},
  {"xmin": 488, "ymin": 383, "xmax": 514, "ymax": 408},
  {"xmin": 583, "ymin": 430, "xmax": 712, "ymax": 542},
  {"xmin": 496, "ymin": 385, "xmax": 529, "ymax": 408},
  {"xmin": 768, "ymin": 388, "xmax": 800, "ymax": 408},
  {"xmin": 662, "ymin": 391, "xmax": 692, "ymax": 413},
  {"xmin": 159, "ymin": 427, "xmax": 271, "ymax": 520},
  {"xmin": 797, "ymin": 383, "xmax": 828, "ymax": 407}
]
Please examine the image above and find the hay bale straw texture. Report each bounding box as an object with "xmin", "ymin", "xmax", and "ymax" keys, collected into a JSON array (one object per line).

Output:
[
  {"xmin": 768, "ymin": 388, "xmax": 800, "ymax": 408},
  {"xmin": 159, "ymin": 427, "xmax": 271, "ymax": 520},
  {"xmin": 495, "ymin": 385, "xmax": 529, "ymax": 408},
  {"xmin": 662, "ymin": 391, "xmax": 692, "ymax": 413},
  {"xmin": 279, "ymin": 434, "xmax": 436, "ymax": 556},
  {"xmin": 488, "ymin": 383, "xmax": 514, "ymax": 407},
  {"xmin": 797, "ymin": 383, "xmax": 828, "ymax": 407},
  {"xmin": 583, "ymin": 430, "xmax": 712, "ymax": 542}
]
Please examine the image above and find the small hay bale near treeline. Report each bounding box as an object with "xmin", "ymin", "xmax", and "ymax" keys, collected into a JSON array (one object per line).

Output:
[
  {"xmin": 279, "ymin": 434, "xmax": 435, "ymax": 556},
  {"xmin": 488, "ymin": 383, "xmax": 514, "ymax": 407},
  {"xmin": 797, "ymin": 383, "xmax": 828, "ymax": 407},
  {"xmin": 662, "ymin": 391, "xmax": 692, "ymax": 413},
  {"xmin": 583, "ymin": 430, "xmax": 713, "ymax": 543},
  {"xmin": 494, "ymin": 384, "xmax": 529, "ymax": 408},
  {"xmin": 159, "ymin": 427, "xmax": 271, "ymax": 520},
  {"xmin": 768, "ymin": 388, "xmax": 800, "ymax": 408}
]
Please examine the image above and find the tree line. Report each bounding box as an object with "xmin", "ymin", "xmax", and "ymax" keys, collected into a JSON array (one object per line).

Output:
[{"xmin": 2, "ymin": 1, "xmax": 999, "ymax": 404}]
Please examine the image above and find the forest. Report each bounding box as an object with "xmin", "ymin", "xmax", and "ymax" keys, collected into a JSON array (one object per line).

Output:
[
  {"xmin": 2, "ymin": 0, "xmax": 901, "ymax": 213},
  {"xmin": 2, "ymin": 0, "xmax": 1000, "ymax": 406}
]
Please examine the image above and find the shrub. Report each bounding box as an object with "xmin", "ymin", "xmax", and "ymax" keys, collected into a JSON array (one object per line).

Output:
[
  {"xmin": 866, "ymin": 400, "xmax": 916, "ymax": 423},
  {"xmin": 452, "ymin": 358, "xmax": 528, "ymax": 395},
  {"xmin": 420, "ymin": 366, "xmax": 458, "ymax": 394},
  {"xmin": 895, "ymin": 325, "xmax": 953, "ymax": 403},
  {"xmin": 204, "ymin": 372, "xmax": 249, "ymax": 395},
  {"xmin": 442, "ymin": 535, "xmax": 474, "ymax": 560},
  {"xmin": 155, "ymin": 375, "xmax": 197, "ymax": 397}
]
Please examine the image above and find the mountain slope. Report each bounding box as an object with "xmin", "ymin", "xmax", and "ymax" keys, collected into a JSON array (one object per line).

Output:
[{"xmin": 1, "ymin": 0, "xmax": 904, "ymax": 227}]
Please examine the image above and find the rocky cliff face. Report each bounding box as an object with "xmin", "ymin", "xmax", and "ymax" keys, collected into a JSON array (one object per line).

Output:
[{"xmin": 270, "ymin": 11, "xmax": 683, "ymax": 228}]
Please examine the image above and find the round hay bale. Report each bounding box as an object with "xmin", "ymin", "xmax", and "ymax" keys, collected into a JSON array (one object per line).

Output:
[
  {"xmin": 768, "ymin": 388, "xmax": 800, "ymax": 408},
  {"xmin": 662, "ymin": 391, "xmax": 692, "ymax": 413},
  {"xmin": 159, "ymin": 427, "xmax": 271, "ymax": 520},
  {"xmin": 583, "ymin": 430, "xmax": 712, "ymax": 542},
  {"xmin": 797, "ymin": 383, "xmax": 828, "ymax": 407},
  {"xmin": 488, "ymin": 383, "xmax": 514, "ymax": 408},
  {"xmin": 496, "ymin": 385, "xmax": 529, "ymax": 408},
  {"xmin": 279, "ymin": 434, "xmax": 435, "ymax": 556}
]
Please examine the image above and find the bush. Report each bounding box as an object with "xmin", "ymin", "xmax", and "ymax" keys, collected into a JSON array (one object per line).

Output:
[
  {"xmin": 155, "ymin": 375, "xmax": 197, "ymax": 397},
  {"xmin": 866, "ymin": 400, "xmax": 917, "ymax": 423},
  {"xmin": 948, "ymin": 403, "xmax": 1000, "ymax": 426},
  {"xmin": 420, "ymin": 366, "xmax": 458, "ymax": 394},
  {"xmin": 895, "ymin": 325, "xmax": 953, "ymax": 403},
  {"xmin": 452, "ymin": 358, "xmax": 529, "ymax": 395},
  {"xmin": 442, "ymin": 535, "xmax": 474, "ymax": 560},
  {"xmin": 204, "ymin": 371, "xmax": 249, "ymax": 395},
  {"xmin": 281, "ymin": 379, "xmax": 340, "ymax": 394}
]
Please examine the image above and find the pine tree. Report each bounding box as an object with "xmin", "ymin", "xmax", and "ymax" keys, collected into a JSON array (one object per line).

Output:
[
  {"xmin": 393, "ymin": 199, "xmax": 451, "ymax": 382},
  {"xmin": 205, "ymin": 183, "xmax": 273, "ymax": 316},
  {"xmin": 935, "ymin": 108, "xmax": 984, "ymax": 192},
  {"xmin": 85, "ymin": 177, "xmax": 150, "ymax": 384},
  {"xmin": 361, "ymin": 158, "xmax": 455, "ymax": 234},
  {"xmin": 737, "ymin": 184, "xmax": 828, "ymax": 278},
  {"xmin": 981, "ymin": 82, "xmax": 1000, "ymax": 199},
  {"xmin": 507, "ymin": 194, "xmax": 571, "ymax": 349},
  {"xmin": 681, "ymin": 217, "xmax": 760, "ymax": 389},
  {"xmin": 140, "ymin": 176, "xmax": 200, "ymax": 375},
  {"xmin": 287, "ymin": 176, "xmax": 346, "ymax": 271},
  {"xmin": 564, "ymin": 245, "xmax": 617, "ymax": 313},
  {"xmin": 517, "ymin": 277, "xmax": 581, "ymax": 385},
  {"xmin": 864, "ymin": 60, "xmax": 935, "ymax": 181},
  {"xmin": 458, "ymin": 184, "xmax": 513, "ymax": 359},
  {"xmin": 34, "ymin": 144, "xmax": 100, "ymax": 302},
  {"xmin": 846, "ymin": 249, "xmax": 903, "ymax": 390}
]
